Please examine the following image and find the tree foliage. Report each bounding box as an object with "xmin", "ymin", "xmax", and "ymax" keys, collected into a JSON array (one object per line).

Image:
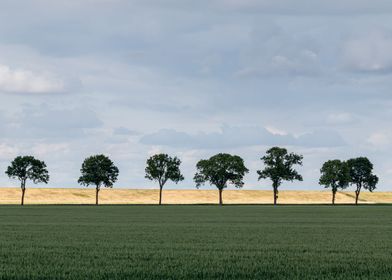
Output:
[
  {"xmin": 78, "ymin": 155, "xmax": 119, "ymax": 188},
  {"xmin": 5, "ymin": 156, "xmax": 49, "ymax": 205},
  {"xmin": 319, "ymin": 159, "xmax": 350, "ymax": 205},
  {"xmin": 194, "ymin": 153, "xmax": 248, "ymax": 205},
  {"xmin": 257, "ymin": 147, "xmax": 303, "ymax": 205},
  {"xmin": 347, "ymin": 157, "xmax": 378, "ymax": 205},
  {"xmin": 78, "ymin": 154, "xmax": 119, "ymax": 205},
  {"xmin": 145, "ymin": 154, "xmax": 184, "ymax": 187},
  {"xmin": 145, "ymin": 153, "xmax": 184, "ymax": 204}
]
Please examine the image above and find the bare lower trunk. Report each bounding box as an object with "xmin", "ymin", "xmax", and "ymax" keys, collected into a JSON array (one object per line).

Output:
[
  {"xmin": 273, "ymin": 188, "xmax": 278, "ymax": 205},
  {"xmin": 272, "ymin": 181, "xmax": 279, "ymax": 206},
  {"xmin": 355, "ymin": 186, "xmax": 361, "ymax": 205},
  {"xmin": 219, "ymin": 189, "xmax": 223, "ymax": 206},
  {"xmin": 159, "ymin": 186, "xmax": 163, "ymax": 205},
  {"xmin": 332, "ymin": 190, "xmax": 336, "ymax": 205},
  {"xmin": 21, "ymin": 188, "xmax": 25, "ymax": 206},
  {"xmin": 96, "ymin": 187, "xmax": 99, "ymax": 205}
]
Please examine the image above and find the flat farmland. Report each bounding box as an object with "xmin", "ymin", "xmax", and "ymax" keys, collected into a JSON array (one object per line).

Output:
[
  {"xmin": 0, "ymin": 205, "xmax": 391, "ymax": 279},
  {"xmin": 1, "ymin": 188, "xmax": 392, "ymax": 205}
]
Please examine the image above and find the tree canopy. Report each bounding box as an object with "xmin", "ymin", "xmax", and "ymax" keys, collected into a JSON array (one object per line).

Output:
[
  {"xmin": 194, "ymin": 153, "xmax": 248, "ymax": 205},
  {"xmin": 145, "ymin": 153, "xmax": 184, "ymax": 187},
  {"xmin": 347, "ymin": 157, "xmax": 378, "ymax": 204},
  {"xmin": 78, "ymin": 154, "xmax": 119, "ymax": 205},
  {"xmin": 5, "ymin": 156, "xmax": 49, "ymax": 205},
  {"xmin": 145, "ymin": 153, "xmax": 184, "ymax": 204},
  {"xmin": 319, "ymin": 159, "xmax": 350, "ymax": 205},
  {"xmin": 257, "ymin": 147, "xmax": 303, "ymax": 205}
]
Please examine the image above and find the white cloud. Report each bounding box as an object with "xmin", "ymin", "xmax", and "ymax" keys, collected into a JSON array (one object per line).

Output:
[
  {"xmin": 0, "ymin": 64, "xmax": 65, "ymax": 93},
  {"xmin": 265, "ymin": 126, "xmax": 288, "ymax": 136}
]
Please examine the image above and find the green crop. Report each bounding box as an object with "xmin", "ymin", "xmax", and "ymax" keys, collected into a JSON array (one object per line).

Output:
[{"xmin": 0, "ymin": 205, "xmax": 391, "ymax": 279}]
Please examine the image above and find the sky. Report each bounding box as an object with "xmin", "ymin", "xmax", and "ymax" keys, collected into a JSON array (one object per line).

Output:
[{"xmin": 1, "ymin": 0, "xmax": 392, "ymax": 190}]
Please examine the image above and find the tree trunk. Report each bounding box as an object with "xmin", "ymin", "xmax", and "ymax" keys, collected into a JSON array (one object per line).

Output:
[
  {"xmin": 355, "ymin": 190, "xmax": 360, "ymax": 205},
  {"xmin": 95, "ymin": 187, "xmax": 99, "ymax": 206},
  {"xmin": 332, "ymin": 190, "xmax": 336, "ymax": 205},
  {"xmin": 272, "ymin": 182, "xmax": 279, "ymax": 206},
  {"xmin": 273, "ymin": 188, "xmax": 278, "ymax": 206},
  {"xmin": 159, "ymin": 186, "xmax": 163, "ymax": 205},
  {"xmin": 21, "ymin": 187, "xmax": 25, "ymax": 206},
  {"xmin": 219, "ymin": 188, "xmax": 223, "ymax": 206},
  {"xmin": 355, "ymin": 186, "xmax": 361, "ymax": 205}
]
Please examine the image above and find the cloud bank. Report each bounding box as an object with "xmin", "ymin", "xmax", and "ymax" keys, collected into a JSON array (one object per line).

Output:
[
  {"xmin": 0, "ymin": 1, "xmax": 391, "ymax": 190},
  {"xmin": 141, "ymin": 126, "xmax": 346, "ymax": 149}
]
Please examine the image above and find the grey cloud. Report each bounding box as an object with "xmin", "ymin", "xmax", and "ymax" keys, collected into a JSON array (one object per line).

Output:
[
  {"xmin": 0, "ymin": 1, "xmax": 390, "ymax": 190},
  {"xmin": 326, "ymin": 113, "xmax": 356, "ymax": 125},
  {"xmin": 113, "ymin": 127, "xmax": 138, "ymax": 136},
  {"xmin": 214, "ymin": 0, "xmax": 392, "ymax": 15},
  {"xmin": 235, "ymin": 23, "xmax": 321, "ymax": 78},
  {"xmin": 296, "ymin": 130, "xmax": 346, "ymax": 148},
  {"xmin": 140, "ymin": 126, "xmax": 346, "ymax": 149},
  {"xmin": 12, "ymin": 0, "xmax": 392, "ymax": 16},
  {"xmin": 0, "ymin": 112, "xmax": 6, "ymax": 134},
  {"xmin": 342, "ymin": 30, "xmax": 392, "ymax": 73},
  {"xmin": 8, "ymin": 105, "xmax": 103, "ymax": 139},
  {"xmin": 236, "ymin": 50, "xmax": 320, "ymax": 78}
]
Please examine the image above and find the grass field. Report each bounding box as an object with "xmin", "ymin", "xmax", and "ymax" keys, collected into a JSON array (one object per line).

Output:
[
  {"xmin": 0, "ymin": 205, "xmax": 391, "ymax": 279},
  {"xmin": 1, "ymin": 188, "xmax": 392, "ymax": 204}
]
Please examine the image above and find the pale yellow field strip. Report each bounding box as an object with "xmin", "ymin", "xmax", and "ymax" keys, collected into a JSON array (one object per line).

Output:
[{"xmin": 0, "ymin": 188, "xmax": 392, "ymax": 205}]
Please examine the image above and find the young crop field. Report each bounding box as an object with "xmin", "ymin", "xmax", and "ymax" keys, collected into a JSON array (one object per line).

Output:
[{"xmin": 0, "ymin": 205, "xmax": 391, "ymax": 279}]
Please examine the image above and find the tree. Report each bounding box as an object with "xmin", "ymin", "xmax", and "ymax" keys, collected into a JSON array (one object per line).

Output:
[
  {"xmin": 319, "ymin": 160, "xmax": 350, "ymax": 205},
  {"xmin": 194, "ymin": 153, "xmax": 248, "ymax": 205},
  {"xmin": 257, "ymin": 147, "xmax": 303, "ymax": 205},
  {"xmin": 347, "ymin": 157, "xmax": 378, "ymax": 205},
  {"xmin": 5, "ymin": 156, "xmax": 49, "ymax": 206},
  {"xmin": 145, "ymin": 153, "xmax": 184, "ymax": 205},
  {"xmin": 78, "ymin": 155, "xmax": 119, "ymax": 205}
]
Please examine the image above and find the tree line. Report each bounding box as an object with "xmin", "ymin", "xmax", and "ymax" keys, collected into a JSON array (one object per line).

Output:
[{"xmin": 5, "ymin": 147, "xmax": 378, "ymax": 206}]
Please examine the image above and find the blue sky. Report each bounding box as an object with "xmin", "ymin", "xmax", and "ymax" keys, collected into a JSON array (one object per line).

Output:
[{"xmin": 1, "ymin": 0, "xmax": 392, "ymax": 190}]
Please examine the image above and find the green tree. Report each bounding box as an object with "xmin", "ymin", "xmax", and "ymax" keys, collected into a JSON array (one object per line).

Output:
[
  {"xmin": 257, "ymin": 147, "xmax": 303, "ymax": 205},
  {"xmin": 145, "ymin": 153, "xmax": 184, "ymax": 205},
  {"xmin": 319, "ymin": 159, "xmax": 350, "ymax": 205},
  {"xmin": 78, "ymin": 154, "xmax": 119, "ymax": 205},
  {"xmin": 194, "ymin": 153, "xmax": 248, "ymax": 205},
  {"xmin": 5, "ymin": 156, "xmax": 49, "ymax": 205},
  {"xmin": 347, "ymin": 157, "xmax": 378, "ymax": 205}
]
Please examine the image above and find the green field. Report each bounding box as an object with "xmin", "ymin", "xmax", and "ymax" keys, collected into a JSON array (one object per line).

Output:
[{"xmin": 0, "ymin": 205, "xmax": 391, "ymax": 279}]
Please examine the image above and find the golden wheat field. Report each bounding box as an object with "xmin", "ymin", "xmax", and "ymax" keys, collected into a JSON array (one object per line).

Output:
[{"xmin": 0, "ymin": 188, "xmax": 392, "ymax": 204}]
